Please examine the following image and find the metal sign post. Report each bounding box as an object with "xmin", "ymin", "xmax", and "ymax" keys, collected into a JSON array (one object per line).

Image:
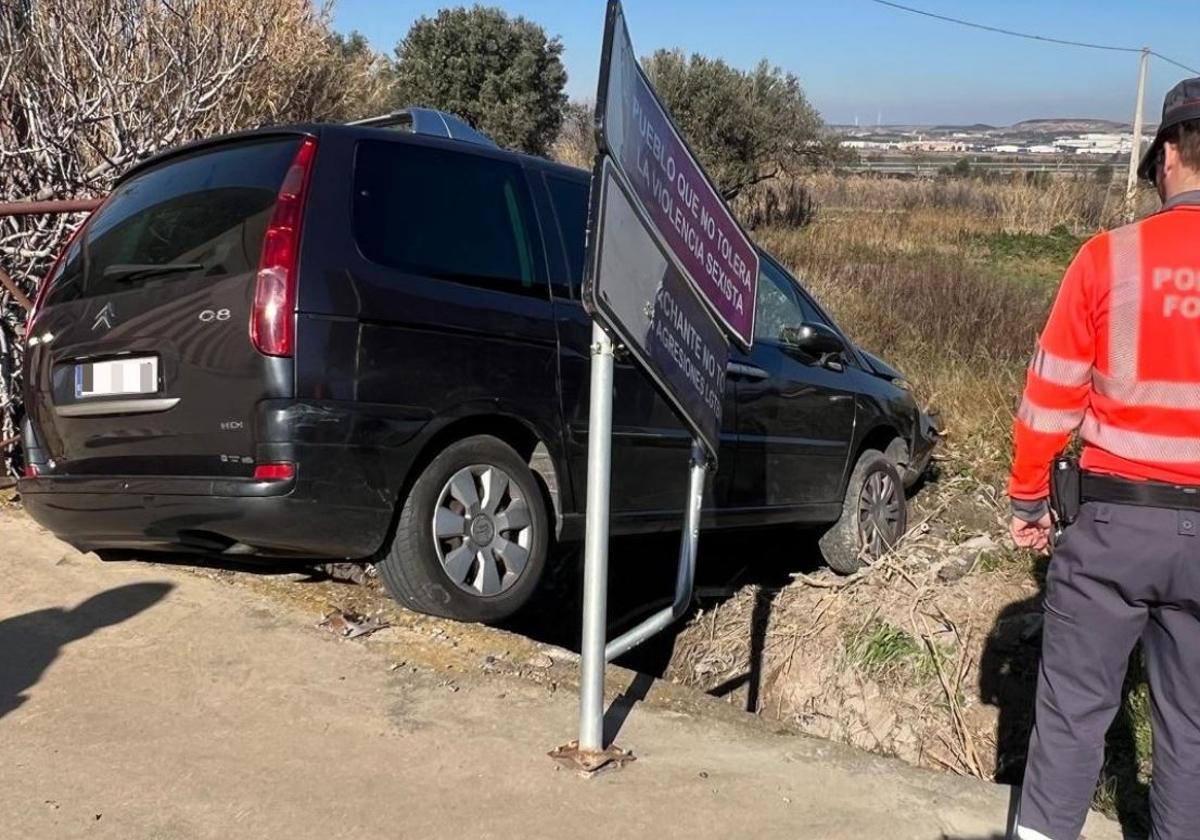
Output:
[
  {"xmin": 577, "ymin": 322, "xmax": 615, "ymax": 756},
  {"xmin": 551, "ymin": 0, "xmax": 760, "ymax": 774}
]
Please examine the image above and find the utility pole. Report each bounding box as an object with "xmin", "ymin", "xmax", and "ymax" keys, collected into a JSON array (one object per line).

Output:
[{"xmin": 1125, "ymin": 47, "xmax": 1150, "ymax": 222}]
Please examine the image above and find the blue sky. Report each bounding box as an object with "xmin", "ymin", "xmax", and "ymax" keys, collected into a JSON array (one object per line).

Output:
[{"xmin": 333, "ymin": 1, "xmax": 1200, "ymax": 126}]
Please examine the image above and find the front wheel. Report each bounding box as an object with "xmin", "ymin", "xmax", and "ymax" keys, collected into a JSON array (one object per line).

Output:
[
  {"xmin": 377, "ymin": 435, "xmax": 549, "ymax": 623},
  {"xmin": 819, "ymin": 449, "xmax": 907, "ymax": 574}
]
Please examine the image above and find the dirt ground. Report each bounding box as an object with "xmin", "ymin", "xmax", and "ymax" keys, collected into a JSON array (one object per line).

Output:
[
  {"xmin": 0, "ymin": 507, "xmax": 1122, "ymax": 840},
  {"xmin": 667, "ymin": 469, "xmax": 1032, "ymax": 774}
]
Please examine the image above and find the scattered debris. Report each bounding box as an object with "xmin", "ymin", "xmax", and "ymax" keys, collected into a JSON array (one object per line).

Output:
[
  {"xmin": 524, "ymin": 653, "xmax": 555, "ymax": 670},
  {"xmin": 317, "ymin": 607, "xmax": 389, "ymax": 640},
  {"xmin": 315, "ymin": 562, "xmax": 378, "ymax": 587}
]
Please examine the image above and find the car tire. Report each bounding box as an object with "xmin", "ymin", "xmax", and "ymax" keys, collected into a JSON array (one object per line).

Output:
[
  {"xmin": 378, "ymin": 435, "xmax": 549, "ymax": 623},
  {"xmin": 819, "ymin": 448, "xmax": 907, "ymax": 575}
]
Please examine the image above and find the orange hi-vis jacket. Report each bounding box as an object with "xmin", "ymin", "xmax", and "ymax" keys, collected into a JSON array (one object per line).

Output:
[{"xmin": 1010, "ymin": 193, "xmax": 1200, "ymax": 503}]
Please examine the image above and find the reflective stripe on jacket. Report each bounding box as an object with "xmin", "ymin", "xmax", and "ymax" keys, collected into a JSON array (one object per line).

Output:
[{"xmin": 1009, "ymin": 200, "xmax": 1200, "ymax": 501}]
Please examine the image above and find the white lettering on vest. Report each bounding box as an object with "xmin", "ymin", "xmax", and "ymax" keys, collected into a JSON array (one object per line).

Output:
[{"xmin": 1153, "ymin": 267, "xmax": 1200, "ymax": 317}]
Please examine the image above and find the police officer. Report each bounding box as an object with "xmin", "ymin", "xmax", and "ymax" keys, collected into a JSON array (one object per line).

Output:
[{"xmin": 1009, "ymin": 78, "xmax": 1200, "ymax": 840}]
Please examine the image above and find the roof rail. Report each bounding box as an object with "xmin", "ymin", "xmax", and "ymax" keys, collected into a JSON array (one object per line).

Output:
[{"xmin": 349, "ymin": 107, "xmax": 498, "ymax": 148}]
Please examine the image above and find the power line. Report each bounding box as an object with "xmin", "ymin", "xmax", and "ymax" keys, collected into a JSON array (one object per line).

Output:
[
  {"xmin": 1151, "ymin": 51, "xmax": 1200, "ymax": 77},
  {"xmin": 866, "ymin": 0, "xmax": 1200, "ymax": 75}
]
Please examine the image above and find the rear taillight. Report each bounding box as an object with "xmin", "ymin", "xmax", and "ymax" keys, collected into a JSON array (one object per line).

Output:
[
  {"xmin": 253, "ymin": 462, "xmax": 295, "ymax": 481},
  {"xmin": 22, "ymin": 464, "xmax": 38, "ymax": 479},
  {"xmin": 26, "ymin": 220, "xmax": 87, "ymax": 340},
  {"xmin": 251, "ymin": 136, "xmax": 317, "ymax": 358}
]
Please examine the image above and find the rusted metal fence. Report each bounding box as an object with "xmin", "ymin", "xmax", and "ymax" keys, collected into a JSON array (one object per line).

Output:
[{"xmin": 0, "ymin": 198, "xmax": 103, "ymax": 218}]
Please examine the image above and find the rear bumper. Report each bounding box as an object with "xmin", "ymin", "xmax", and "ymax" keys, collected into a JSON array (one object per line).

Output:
[
  {"xmin": 18, "ymin": 399, "xmax": 429, "ymax": 559},
  {"xmin": 19, "ymin": 453, "xmax": 395, "ymax": 559}
]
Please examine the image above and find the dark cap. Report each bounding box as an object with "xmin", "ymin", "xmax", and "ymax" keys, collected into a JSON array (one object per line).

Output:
[{"xmin": 1138, "ymin": 77, "xmax": 1200, "ymax": 182}]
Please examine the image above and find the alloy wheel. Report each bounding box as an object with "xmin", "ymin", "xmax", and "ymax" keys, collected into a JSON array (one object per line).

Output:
[
  {"xmin": 857, "ymin": 469, "xmax": 902, "ymax": 560},
  {"xmin": 431, "ymin": 464, "xmax": 533, "ymax": 596}
]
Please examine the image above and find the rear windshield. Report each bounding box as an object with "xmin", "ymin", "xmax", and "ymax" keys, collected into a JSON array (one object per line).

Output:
[{"xmin": 45, "ymin": 137, "xmax": 300, "ymax": 306}]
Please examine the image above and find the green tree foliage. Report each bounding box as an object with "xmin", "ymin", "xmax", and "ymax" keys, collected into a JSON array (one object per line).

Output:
[
  {"xmin": 390, "ymin": 6, "xmax": 567, "ymax": 156},
  {"xmin": 643, "ymin": 51, "xmax": 834, "ymax": 199}
]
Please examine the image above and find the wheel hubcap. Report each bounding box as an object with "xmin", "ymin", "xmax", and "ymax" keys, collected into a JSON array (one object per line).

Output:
[
  {"xmin": 432, "ymin": 464, "xmax": 533, "ymax": 597},
  {"xmin": 858, "ymin": 470, "xmax": 902, "ymax": 560}
]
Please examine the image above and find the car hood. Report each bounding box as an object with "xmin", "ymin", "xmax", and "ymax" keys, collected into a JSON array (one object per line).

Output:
[{"xmin": 859, "ymin": 348, "xmax": 906, "ymax": 383}]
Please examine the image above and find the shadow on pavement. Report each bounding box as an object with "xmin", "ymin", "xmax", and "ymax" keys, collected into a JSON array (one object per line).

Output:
[
  {"xmin": 0, "ymin": 582, "xmax": 172, "ymax": 721},
  {"xmin": 503, "ymin": 525, "xmax": 823, "ymax": 747},
  {"xmin": 604, "ymin": 671, "xmax": 655, "ymax": 748}
]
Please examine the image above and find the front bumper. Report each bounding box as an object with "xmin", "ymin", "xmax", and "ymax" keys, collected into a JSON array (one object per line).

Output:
[{"xmin": 905, "ymin": 409, "xmax": 941, "ymax": 485}]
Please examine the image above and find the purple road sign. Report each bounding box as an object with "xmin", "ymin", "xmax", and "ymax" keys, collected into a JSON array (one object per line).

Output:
[
  {"xmin": 596, "ymin": 1, "xmax": 759, "ymax": 352},
  {"xmin": 587, "ymin": 159, "xmax": 728, "ymax": 459}
]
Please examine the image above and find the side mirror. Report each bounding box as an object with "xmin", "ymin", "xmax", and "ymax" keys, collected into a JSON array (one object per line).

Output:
[{"xmin": 781, "ymin": 322, "xmax": 846, "ymax": 357}]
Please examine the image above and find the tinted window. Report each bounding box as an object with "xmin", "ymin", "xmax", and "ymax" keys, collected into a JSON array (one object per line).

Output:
[
  {"xmin": 546, "ymin": 174, "xmax": 589, "ymax": 291},
  {"xmin": 755, "ymin": 259, "xmax": 803, "ymax": 344},
  {"xmin": 353, "ymin": 140, "xmax": 543, "ymax": 293},
  {"xmin": 46, "ymin": 137, "xmax": 299, "ymax": 306}
]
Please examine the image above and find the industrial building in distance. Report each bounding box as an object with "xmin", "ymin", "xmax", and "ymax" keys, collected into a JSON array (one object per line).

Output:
[{"xmin": 833, "ymin": 119, "xmax": 1153, "ymax": 175}]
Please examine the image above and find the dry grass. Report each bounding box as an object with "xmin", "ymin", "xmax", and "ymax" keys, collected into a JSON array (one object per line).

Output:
[
  {"xmin": 790, "ymin": 170, "xmax": 1155, "ymax": 234},
  {"xmin": 744, "ymin": 171, "xmax": 1161, "ymax": 479}
]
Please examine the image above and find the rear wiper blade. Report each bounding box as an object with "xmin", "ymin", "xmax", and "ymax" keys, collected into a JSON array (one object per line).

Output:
[{"xmin": 103, "ymin": 263, "xmax": 205, "ymax": 283}]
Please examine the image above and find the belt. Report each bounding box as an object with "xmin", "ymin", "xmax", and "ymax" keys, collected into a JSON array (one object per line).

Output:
[{"xmin": 1082, "ymin": 472, "xmax": 1200, "ymax": 511}]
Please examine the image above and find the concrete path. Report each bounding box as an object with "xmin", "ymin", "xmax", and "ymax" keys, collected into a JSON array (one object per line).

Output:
[{"xmin": 0, "ymin": 509, "xmax": 1120, "ymax": 839}]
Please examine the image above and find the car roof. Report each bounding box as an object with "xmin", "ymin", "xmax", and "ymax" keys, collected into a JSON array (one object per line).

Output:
[{"xmin": 116, "ymin": 122, "xmax": 590, "ymax": 186}]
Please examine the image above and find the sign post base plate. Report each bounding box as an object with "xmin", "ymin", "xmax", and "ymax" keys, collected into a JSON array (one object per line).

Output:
[{"xmin": 548, "ymin": 741, "xmax": 637, "ymax": 777}]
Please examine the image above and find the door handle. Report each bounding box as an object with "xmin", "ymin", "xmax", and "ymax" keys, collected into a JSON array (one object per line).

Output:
[{"xmin": 726, "ymin": 362, "xmax": 769, "ymax": 380}]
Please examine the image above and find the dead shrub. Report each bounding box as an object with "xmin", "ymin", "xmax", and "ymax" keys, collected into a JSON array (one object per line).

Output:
[
  {"xmin": 0, "ymin": 0, "xmax": 390, "ymax": 470},
  {"xmin": 734, "ymin": 180, "xmax": 818, "ymax": 230}
]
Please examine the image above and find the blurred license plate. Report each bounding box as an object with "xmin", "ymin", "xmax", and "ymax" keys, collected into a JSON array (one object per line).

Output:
[{"xmin": 75, "ymin": 357, "xmax": 159, "ymax": 399}]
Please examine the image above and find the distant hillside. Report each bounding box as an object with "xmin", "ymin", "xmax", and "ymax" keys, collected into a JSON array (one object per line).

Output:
[
  {"xmin": 1011, "ymin": 118, "xmax": 1130, "ymax": 133},
  {"xmin": 931, "ymin": 123, "xmax": 996, "ymax": 132},
  {"xmin": 829, "ymin": 118, "xmax": 1147, "ymax": 134}
]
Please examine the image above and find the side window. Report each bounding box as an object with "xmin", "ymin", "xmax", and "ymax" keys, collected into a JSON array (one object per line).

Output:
[
  {"xmin": 352, "ymin": 140, "xmax": 544, "ymax": 294},
  {"xmin": 794, "ymin": 285, "xmax": 828, "ymax": 326},
  {"xmin": 754, "ymin": 259, "xmax": 804, "ymax": 345},
  {"xmin": 545, "ymin": 174, "xmax": 589, "ymax": 294}
]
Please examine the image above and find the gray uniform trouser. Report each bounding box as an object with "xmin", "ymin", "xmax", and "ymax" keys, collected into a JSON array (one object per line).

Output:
[{"xmin": 1018, "ymin": 502, "xmax": 1200, "ymax": 840}]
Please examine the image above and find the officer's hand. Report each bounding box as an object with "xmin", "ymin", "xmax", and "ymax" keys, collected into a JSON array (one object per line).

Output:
[{"xmin": 1010, "ymin": 514, "xmax": 1053, "ymax": 555}]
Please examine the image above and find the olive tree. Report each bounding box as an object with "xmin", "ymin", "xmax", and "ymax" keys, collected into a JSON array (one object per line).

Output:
[
  {"xmin": 389, "ymin": 7, "xmax": 567, "ymax": 156},
  {"xmin": 643, "ymin": 50, "xmax": 834, "ymax": 199}
]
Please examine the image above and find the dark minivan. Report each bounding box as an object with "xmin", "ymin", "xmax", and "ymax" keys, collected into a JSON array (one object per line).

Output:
[{"xmin": 19, "ymin": 119, "xmax": 936, "ymax": 622}]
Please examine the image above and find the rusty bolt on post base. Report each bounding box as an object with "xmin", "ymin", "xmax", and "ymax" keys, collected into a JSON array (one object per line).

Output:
[{"xmin": 548, "ymin": 741, "xmax": 636, "ymax": 777}]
